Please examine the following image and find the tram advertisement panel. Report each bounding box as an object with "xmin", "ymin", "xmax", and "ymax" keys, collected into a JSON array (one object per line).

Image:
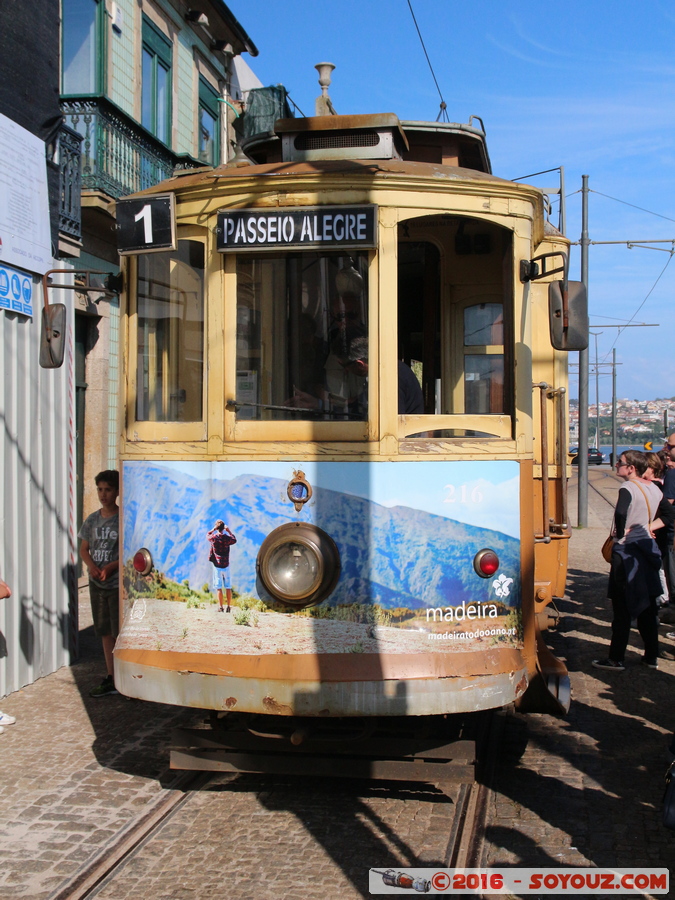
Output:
[{"xmin": 120, "ymin": 460, "xmax": 522, "ymax": 656}]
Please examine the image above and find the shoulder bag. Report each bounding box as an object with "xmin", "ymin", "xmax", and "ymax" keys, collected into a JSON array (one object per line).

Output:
[
  {"xmin": 601, "ymin": 531, "xmax": 615, "ymax": 564},
  {"xmin": 602, "ymin": 481, "xmax": 655, "ymax": 564}
]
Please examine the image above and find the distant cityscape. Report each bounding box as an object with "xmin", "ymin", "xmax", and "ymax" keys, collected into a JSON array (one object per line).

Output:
[{"xmin": 569, "ymin": 397, "xmax": 675, "ymax": 445}]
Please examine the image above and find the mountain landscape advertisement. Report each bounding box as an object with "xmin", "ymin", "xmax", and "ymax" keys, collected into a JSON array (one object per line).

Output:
[{"xmin": 123, "ymin": 461, "xmax": 521, "ymax": 612}]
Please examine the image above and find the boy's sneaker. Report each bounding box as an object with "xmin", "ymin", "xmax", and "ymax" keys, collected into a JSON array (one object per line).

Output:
[
  {"xmin": 592, "ymin": 658, "xmax": 625, "ymax": 671},
  {"xmin": 641, "ymin": 658, "xmax": 658, "ymax": 670},
  {"xmin": 0, "ymin": 712, "xmax": 16, "ymax": 726},
  {"xmin": 89, "ymin": 675, "xmax": 118, "ymax": 698}
]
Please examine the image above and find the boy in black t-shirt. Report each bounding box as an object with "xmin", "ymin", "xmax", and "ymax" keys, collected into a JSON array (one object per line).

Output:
[{"xmin": 79, "ymin": 470, "xmax": 120, "ymax": 697}]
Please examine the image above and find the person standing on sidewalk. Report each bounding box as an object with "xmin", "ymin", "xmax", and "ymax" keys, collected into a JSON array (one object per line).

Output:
[
  {"xmin": 0, "ymin": 575, "xmax": 17, "ymax": 732},
  {"xmin": 593, "ymin": 451, "xmax": 670, "ymax": 672},
  {"xmin": 661, "ymin": 438, "xmax": 675, "ymax": 602},
  {"xmin": 79, "ymin": 471, "xmax": 120, "ymax": 697}
]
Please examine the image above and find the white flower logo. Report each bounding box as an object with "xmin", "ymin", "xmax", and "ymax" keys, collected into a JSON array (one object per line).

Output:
[
  {"xmin": 130, "ymin": 598, "xmax": 147, "ymax": 621},
  {"xmin": 492, "ymin": 574, "xmax": 513, "ymax": 598}
]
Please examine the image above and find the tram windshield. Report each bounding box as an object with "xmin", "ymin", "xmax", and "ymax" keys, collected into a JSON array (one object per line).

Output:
[
  {"xmin": 235, "ymin": 252, "xmax": 369, "ymax": 421},
  {"xmin": 135, "ymin": 240, "xmax": 205, "ymax": 422}
]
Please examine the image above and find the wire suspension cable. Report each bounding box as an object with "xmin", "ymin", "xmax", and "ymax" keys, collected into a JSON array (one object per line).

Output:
[
  {"xmin": 406, "ymin": 0, "xmax": 448, "ymax": 121},
  {"xmin": 602, "ymin": 252, "xmax": 672, "ymax": 361},
  {"xmin": 589, "ymin": 189, "xmax": 675, "ymax": 224}
]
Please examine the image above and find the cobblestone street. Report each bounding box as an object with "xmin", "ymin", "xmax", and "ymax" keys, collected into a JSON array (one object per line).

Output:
[{"xmin": 0, "ymin": 471, "xmax": 673, "ymax": 898}]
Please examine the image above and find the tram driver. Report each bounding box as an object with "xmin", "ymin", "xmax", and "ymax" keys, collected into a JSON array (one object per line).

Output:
[
  {"xmin": 341, "ymin": 335, "xmax": 425, "ymax": 416},
  {"xmin": 288, "ymin": 289, "xmax": 367, "ymax": 417}
]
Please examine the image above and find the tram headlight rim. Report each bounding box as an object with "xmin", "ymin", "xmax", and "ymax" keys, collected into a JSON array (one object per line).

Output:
[
  {"xmin": 263, "ymin": 534, "xmax": 324, "ymax": 601},
  {"xmin": 257, "ymin": 522, "xmax": 341, "ymax": 608}
]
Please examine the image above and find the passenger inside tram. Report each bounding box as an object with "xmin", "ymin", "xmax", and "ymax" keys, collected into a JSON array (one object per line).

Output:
[
  {"xmin": 341, "ymin": 335, "xmax": 424, "ymax": 416},
  {"xmin": 236, "ymin": 253, "xmax": 371, "ymax": 420}
]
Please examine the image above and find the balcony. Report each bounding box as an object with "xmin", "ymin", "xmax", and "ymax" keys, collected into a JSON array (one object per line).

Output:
[
  {"xmin": 60, "ymin": 96, "xmax": 203, "ymax": 200},
  {"xmin": 55, "ymin": 123, "xmax": 83, "ymax": 245}
]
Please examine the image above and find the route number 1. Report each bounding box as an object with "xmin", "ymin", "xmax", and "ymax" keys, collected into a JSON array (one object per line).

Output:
[
  {"xmin": 134, "ymin": 204, "xmax": 153, "ymax": 244},
  {"xmin": 116, "ymin": 194, "xmax": 176, "ymax": 255}
]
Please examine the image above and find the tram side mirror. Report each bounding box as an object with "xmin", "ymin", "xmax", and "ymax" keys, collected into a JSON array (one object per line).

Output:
[
  {"xmin": 39, "ymin": 304, "xmax": 67, "ymax": 368},
  {"xmin": 548, "ymin": 281, "xmax": 588, "ymax": 351}
]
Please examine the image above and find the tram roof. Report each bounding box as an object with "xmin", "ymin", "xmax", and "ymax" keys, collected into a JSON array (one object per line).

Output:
[{"xmin": 133, "ymin": 157, "xmax": 536, "ymax": 196}]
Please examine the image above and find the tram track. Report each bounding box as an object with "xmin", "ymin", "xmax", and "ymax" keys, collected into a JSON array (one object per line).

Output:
[
  {"xmin": 445, "ymin": 708, "xmax": 502, "ymax": 872},
  {"xmin": 583, "ymin": 468, "xmax": 621, "ymax": 510},
  {"xmin": 47, "ymin": 712, "xmax": 498, "ymax": 899},
  {"xmin": 47, "ymin": 770, "xmax": 215, "ymax": 900}
]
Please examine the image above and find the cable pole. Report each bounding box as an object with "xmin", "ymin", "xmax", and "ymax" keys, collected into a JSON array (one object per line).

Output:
[
  {"xmin": 611, "ymin": 348, "xmax": 617, "ymax": 468},
  {"xmin": 578, "ymin": 175, "xmax": 590, "ymax": 527},
  {"xmin": 592, "ymin": 332, "xmax": 602, "ymax": 447}
]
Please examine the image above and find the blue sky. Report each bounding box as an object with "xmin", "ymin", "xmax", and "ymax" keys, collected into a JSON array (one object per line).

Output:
[{"xmin": 229, "ymin": 0, "xmax": 674, "ymax": 403}]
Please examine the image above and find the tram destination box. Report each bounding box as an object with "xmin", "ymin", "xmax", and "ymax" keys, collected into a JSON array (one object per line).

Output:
[{"xmin": 217, "ymin": 205, "xmax": 377, "ymax": 252}]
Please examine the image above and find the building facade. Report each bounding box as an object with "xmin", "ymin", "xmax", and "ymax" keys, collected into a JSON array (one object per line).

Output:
[
  {"xmin": 0, "ymin": 0, "xmax": 265, "ymax": 697},
  {"xmin": 59, "ymin": 0, "xmax": 262, "ymax": 525},
  {"xmin": 0, "ymin": 0, "xmax": 81, "ymax": 695}
]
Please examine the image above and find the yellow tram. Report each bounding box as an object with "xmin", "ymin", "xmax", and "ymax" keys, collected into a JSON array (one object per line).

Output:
[{"xmin": 114, "ymin": 111, "xmax": 586, "ymax": 723}]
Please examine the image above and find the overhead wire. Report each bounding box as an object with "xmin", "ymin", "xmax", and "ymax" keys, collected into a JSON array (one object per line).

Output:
[
  {"xmin": 589, "ymin": 189, "xmax": 675, "ymax": 225},
  {"xmin": 406, "ymin": 0, "xmax": 449, "ymax": 121},
  {"xmin": 601, "ymin": 251, "xmax": 673, "ymax": 362},
  {"xmin": 577, "ymin": 187, "xmax": 674, "ymax": 364}
]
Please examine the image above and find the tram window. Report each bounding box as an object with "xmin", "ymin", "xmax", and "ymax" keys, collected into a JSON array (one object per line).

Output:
[
  {"xmin": 398, "ymin": 219, "xmax": 512, "ymax": 420},
  {"xmin": 235, "ymin": 252, "xmax": 368, "ymax": 421},
  {"xmin": 463, "ymin": 304, "xmax": 504, "ymax": 414},
  {"xmin": 136, "ymin": 240, "xmax": 204, "ymax": 422}
]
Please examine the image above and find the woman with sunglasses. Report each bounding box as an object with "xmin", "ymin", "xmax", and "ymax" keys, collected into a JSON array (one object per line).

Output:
[{"xmin": 593, "ymin": 450, "xmax": 674, "ymax": 671}]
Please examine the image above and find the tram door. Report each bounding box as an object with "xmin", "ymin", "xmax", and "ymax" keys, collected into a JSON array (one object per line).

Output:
[
  {"xmin": 397, "ymin": 218, "xmax": 513, "ymax": 425},
  {"xmin": 397, "ymin": 242, "xmax": 440, "ymax": 413}
]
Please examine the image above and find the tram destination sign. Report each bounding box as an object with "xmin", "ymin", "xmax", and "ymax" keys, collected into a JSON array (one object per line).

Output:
[
  {"xmin": 217, "ymin": 205, "xmax": 377, "ymax": 252},
  {"xmin": 116, "ymin": 194, "xmax": 176, "ymax": 254}
]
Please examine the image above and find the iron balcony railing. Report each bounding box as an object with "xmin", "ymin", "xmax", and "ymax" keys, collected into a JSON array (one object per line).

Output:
[
  {"xmin": 60, "ymin": 96, "xmax": 203, "ymax": 199},
  {"xmin": 55, "ymin": 122, "xmax": 83, "ymax": 241}
]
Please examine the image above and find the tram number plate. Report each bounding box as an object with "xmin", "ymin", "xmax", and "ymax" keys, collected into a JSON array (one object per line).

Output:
[{"xmin": 117, "ymin": 194, "xmax": 177, "ymax": 254}]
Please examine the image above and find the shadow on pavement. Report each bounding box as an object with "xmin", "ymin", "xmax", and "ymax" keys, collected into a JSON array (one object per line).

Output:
[
  {"xmin": 208, "ymin": 773, "xmax": 455, "ymax": 898},
  {"xmin": 69, "ymin": 584, "xmax": 201, "ymax": 782},
  {"xmin": 485, "ymin": 561, "xmax": 675, "ymax": 868}
]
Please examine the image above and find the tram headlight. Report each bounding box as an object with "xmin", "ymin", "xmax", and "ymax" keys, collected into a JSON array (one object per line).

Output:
[
  {"xmin": 257, "ymin": 523, "xmax": 340, "ymax": 608},
  {"xmin": 473, "ymin": 548, "xmax": 499, "ymax": 578},
  {"xmin": 132, "ymin": 548, "xmax": 153, "ymax": 576}
]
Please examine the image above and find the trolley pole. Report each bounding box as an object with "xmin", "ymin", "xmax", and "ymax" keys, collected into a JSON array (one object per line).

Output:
[{"xmin": 578, "ymin": 175, "xmax": 590, "ymax": 527}]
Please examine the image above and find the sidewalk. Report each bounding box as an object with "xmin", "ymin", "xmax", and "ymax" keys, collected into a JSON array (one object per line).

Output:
[
  {"xmin": 484, "ymin": 470, "xmax": 675, "ymax": 873},
  {"xmin": 0, "ymin": 581, "xmax": 201, "ymax": 898}
]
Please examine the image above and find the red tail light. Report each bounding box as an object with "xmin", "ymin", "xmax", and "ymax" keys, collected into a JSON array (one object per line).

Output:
[
  {"xmin": 133, "ymin": 548, "xmax": 153, "ymax": 576},
  {"xmin": 474, "ymin": 549, "xmax": 499, "ymax": 578}
]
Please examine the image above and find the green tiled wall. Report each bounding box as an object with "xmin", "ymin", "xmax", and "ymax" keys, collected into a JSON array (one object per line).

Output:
[{"xmin": 104, "ymin": 0, "xmax": 230, "ymax": 159}]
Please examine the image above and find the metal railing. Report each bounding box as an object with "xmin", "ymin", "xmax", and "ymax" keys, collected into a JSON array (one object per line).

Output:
[
  {"xmin": 60, "ymin": 96, "xmax": 203, "ymax": 199},
  {"xmin": 55, "ymin": 123, "xmax": 83, "ymax": 240}
]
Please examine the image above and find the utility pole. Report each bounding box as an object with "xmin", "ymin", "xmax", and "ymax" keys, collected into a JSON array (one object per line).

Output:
[
  {"xmin": 591, "ymin": 331, "xmax": 602, "ymax": 447},
  {"xmin": 578, "ymin": 175, "xmax": 590, "ymax": 527},
  {"xmin": 611, "ymin": 348, "xmax": 617, "ymax": 468}
]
